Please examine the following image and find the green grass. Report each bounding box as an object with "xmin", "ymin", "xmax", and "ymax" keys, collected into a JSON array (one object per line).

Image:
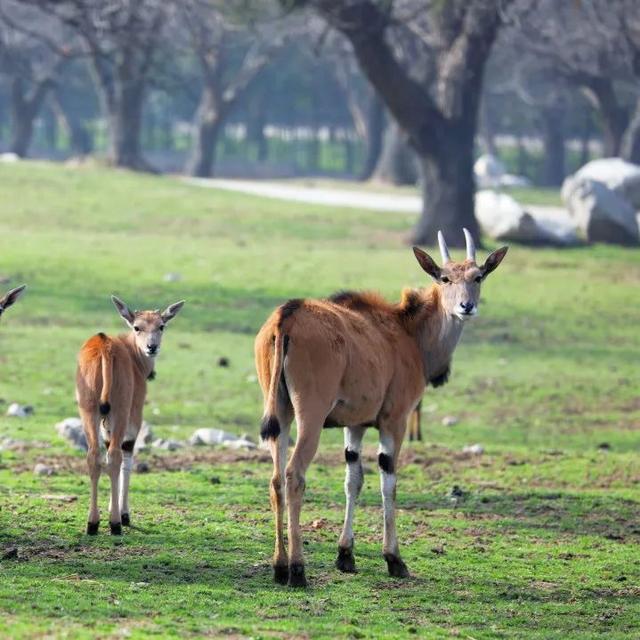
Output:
[{"xmin": 0, "ymin": 161, "xmax": 638, "ymax": 639}]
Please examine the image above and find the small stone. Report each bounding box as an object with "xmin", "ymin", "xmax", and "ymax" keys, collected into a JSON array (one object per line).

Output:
[
  {"xmin": 210, "ymin": 476, "xmax": 221, "ymax": 485},
  {"xmin": 34, "ymin": 463, "xmax": 55, "ymax": 476},
  {"xmin": 189, "ymin": 428, "xmax": 237, "ymax": 446},
  {"xmin": 217, "ymin": 357, "xmax": 230, "ymax": 367},
  {"xmin": 597, "ymin": 442, "xmax": 611, "ymax": 451},
  {"xmin": 462, "ymin": 443, "xmax": 484, "ymax": 455},
  {"xmin": 442, "ymin": 415, "xmax": 458, "ymax": 427},
  {"xmin": 221, "ymin": 438, "xmax": 257, "ymax": 451},
  {"xmin": 135, "ymin": 462, "xmax": 150, "ymax": 473},
  {"xmin": 55, "ymin": 417, "xmax": 87, "ymax": 451},
  {"xmin": 152, "ymin": 438, "xmax": 183, "ymax": 451},
  {"xmin": 7, "ymin": 403, "xmax": 33, "ymax": 418}
]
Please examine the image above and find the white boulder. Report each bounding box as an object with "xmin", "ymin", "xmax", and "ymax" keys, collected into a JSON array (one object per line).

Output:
[
  {"xmin": 562, "ymin": 175, "xmax": 639, "ymax": 245},
  {"xmin": 476, "ymin": 190, "xmax": 579, "ymax": 246},
  {"xmin": 565, "ymin": 158, "xmax": 640, "ymax": 209}
]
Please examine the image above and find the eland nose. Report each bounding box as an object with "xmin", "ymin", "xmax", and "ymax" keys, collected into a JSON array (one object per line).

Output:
[
  {"xmin": 147, "ymin": 344, "xmax": 158, "ymax": 353},
  {"xmin": 461, "ymin": 302, "xmax": 474, "ymax": 313}
]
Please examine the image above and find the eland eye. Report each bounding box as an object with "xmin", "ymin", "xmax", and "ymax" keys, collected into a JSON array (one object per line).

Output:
[
  {"xmin": 475, "ymin": 276, "xmax": 482, "ymax": 283},
  {"xmin": 133, "ymin": 326, "xmax": 141, "ymax": 332},
  {"xmin": 159, "ymin": 325, "xmax": 165, "ymax": 332},
  {"xmin": 441, "ymin": 276, "xmax": 450, "ymax": 284}
]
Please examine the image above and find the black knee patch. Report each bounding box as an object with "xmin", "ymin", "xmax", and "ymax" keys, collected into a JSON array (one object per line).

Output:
[
  {"xmin": 260, "ymin": 415, "xmax": 280, "ymax": 440},
  {"xmin": 121, "ymin": 513, "xmax": 130, "ymax": 527},
  {"xmin": 378, "ymin": 453, "xmax": 394, "ymax": 474},
  {"xmin": 99, "ymin": 402, "xmax": 111, "ymax": 416},
  {"xmin": 110, "ymin": 522, "xmax": 122, "ymax": 536},
  {"xmin": 121, "ymin": 440, "xmax": 135, "ymax": 453},
  {"xmin": 345, "ymin": 448, "xmax": 359, "ymax": 463}
]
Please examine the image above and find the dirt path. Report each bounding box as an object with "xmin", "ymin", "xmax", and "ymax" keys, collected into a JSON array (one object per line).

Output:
[{"xmin": 183, "ymin": 177, "xmax": 569, "ymax": 222}]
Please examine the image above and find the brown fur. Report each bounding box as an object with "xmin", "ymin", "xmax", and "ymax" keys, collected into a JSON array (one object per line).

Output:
[
  {"xmin": 76, "ymin": 298, "xmax": 184, "ymax": 534},
  {"xmin": 254, "ymin": 239, "xmax": 508, "ymax": 586}
]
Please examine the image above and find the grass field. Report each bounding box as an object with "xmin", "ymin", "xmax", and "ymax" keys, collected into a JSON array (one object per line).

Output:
[{"xmin": 0, "ymin": 161, "xmax": 638, "ymax": 639}]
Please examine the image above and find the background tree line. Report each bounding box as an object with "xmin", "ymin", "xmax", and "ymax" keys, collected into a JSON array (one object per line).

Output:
[{"xmin": 0, "ymin": 0, "xmax": 639, "ymax": 245}]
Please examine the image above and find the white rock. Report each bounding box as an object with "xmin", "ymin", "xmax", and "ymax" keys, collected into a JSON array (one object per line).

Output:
[
  {"xmin": 442, "ymin": 416, "xmax": 458, "ymax": 427},
  {"xmin": 562, "ymin": 175, "xmax": 639, "ymax": 245},
  {"xmin": 55, "ymin": 417, "xmax": 88, "ymax": 451},
  {"xmin": 189, "ymin": 428, "xmax": 238, "ymax": 446},
  {"xmin": 476, "ymin": 190, "xmax": 579, "ymax": 246},
  {"xmin": 163, "ymin": 272, "xmax": 182, "ymax": 282},
  {"xmin": 152, "ymin": 438, "xmax": 184, "ymax": 451},
  {"xmin": 0, "ymin": 152, "xmax": 20, "ymax": 163},
  {"xmin": 221, "ymin": 438, "xmax": 257, "ymax": 450},
  {"xmin": 7, "ymin": 403, "xmax": 33, "ymax": 418},
  {"xmin": 566, "ymin": 158, "xmax": 640, "ymax": 208},
  {"xmin": 462, "ymin": 444, "xmax": 484, "ymax": 455},
  {"xmin": 34, "ymin": 463, "xmax": 55, "ymax": 476}
]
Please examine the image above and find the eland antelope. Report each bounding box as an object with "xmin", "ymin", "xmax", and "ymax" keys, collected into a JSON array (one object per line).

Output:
[
  {"xmin": 76, "ymin": 296, "xmax": 185, "ymax": 535},
  {"xmin": 255, "ymin": 230, "xmax": 508, "ymax": 587}
]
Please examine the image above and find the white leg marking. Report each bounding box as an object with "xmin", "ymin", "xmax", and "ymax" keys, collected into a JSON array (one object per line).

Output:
[
  {"xmin": 120, "ymin": 452, "xmax": 134, "ymax": 516},
  {"xmin": 339, "ymin": 426, "xmax": 365, "ymax": 549},
  {"xmin": 378, "ymin": 433, "xmax": 398, "ymax": 555}
]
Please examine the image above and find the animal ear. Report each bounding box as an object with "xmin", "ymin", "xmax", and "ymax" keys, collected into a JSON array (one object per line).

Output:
[
  {"xmin": 161, "ymin": 300, "xmax": 185, "ymax": 323},
  {"xmin": 111, "ymin": 295, "xmax": 135, "ymax": 327},
  {"xmin": 480, "ymin": 246, "xmax": 509, "ymax": 279},
  {"xmin": 412, "ymin": 247, "xmax": 441, "ymax": 280},
  {"xmin": 0, "ymin": 284, "xmax": 26, "ymax": 310}
]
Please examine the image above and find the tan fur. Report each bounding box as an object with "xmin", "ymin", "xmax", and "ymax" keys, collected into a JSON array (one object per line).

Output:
[
  {"xmin": 255, "ymin": 238, "xmax": 508, "ymax": 586},
  {"xmin": 76, "ymin": 298, "xmax": 184, "ymax": 534}
]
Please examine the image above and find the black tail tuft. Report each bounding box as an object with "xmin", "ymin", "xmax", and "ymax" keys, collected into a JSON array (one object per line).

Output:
[
  {"xmin": 99, "ymin": 402, "xmax": 111, "ymax": 416},
  {"xmin": 260, "ymin": 415, "xmax": 281, "ymax": 440}
]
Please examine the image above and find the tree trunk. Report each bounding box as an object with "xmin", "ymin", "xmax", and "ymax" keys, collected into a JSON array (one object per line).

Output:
[
  {"xmin": 359, "ymin": 94, "xmax": 384, "ymax": 180},
  {"xmin": 411, "ymin": 119, "xmax": 479, "ymax": 247},
  {"xmin": 52, "ymin": 89, "xmax": 94, "ymax": 155},
  {"xmin": 540, "ymin": 105, "xmax": 565, "ymax": 186},
  {"xmin": 107, "ymin": 83, "xmax": 147, "ymax": 169},
  {"xmin": 187, "ymin": 86, "xmax": 223, "ymax": 177},
  {"xmin": 582, "ymin": 78, "xmax": 627, "ymax": 157},
  {"xmin": 620, "ymin": 97, "xmax": 640, "ymax": 165},
  {"xmin": 9, "ymin": 77, "xmax": 53, "ymax": 158},
  {"xmin": 373, "ymin": 120, "xmax": 418, "ymax": 185}
]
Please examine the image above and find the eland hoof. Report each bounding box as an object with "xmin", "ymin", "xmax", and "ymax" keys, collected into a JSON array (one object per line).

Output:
[
  {"xmin": 288, "ymin": 563, "xmax": 307, "ymax": 588},
  {"xmin": 384, "ymin": 553, "xmax": 410, "ymax": 578}
]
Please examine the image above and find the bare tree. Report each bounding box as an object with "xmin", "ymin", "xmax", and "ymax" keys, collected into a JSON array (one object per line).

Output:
[
  {"xmin": 0, "ymin": 1, "xmax": 70, "ymax": 156},
  {"xmin": 294, "ymin": 0, "xmax": 515, "ymax": 246},
  {"xmin": 513, "ymin": 0, "xmax": 640, "ymax": 162},
  {"xmin": 180, "ymin": 1, "xmax": 287, "ymax": 177},
  {"xmin": 19, "ymin": 0, "xmax": 175, "ymax": 170}
]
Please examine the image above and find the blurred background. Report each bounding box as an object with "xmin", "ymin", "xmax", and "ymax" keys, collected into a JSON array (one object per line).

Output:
[{"xmin": 1, "ymin": 0, "xmax": 639, "ymax": 248}]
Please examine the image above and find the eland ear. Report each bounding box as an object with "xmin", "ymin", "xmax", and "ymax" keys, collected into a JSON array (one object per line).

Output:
[
  {"xmin": 412, "ymin": 247, "xmax": 441, "ymax": 280},
  {"xmin": 161, "ymin": 300, "xmax": 185, "ymax": 323},
  {"xmin": 0, "ymin": 284, "xmax": 26, "ymax": 310},
  {"xmin": 480, "ymin": 246, "xmax": 509, "ymax": 279},
  {"xmin": 111, "ymin": 295, "xmax": 135, "ymax": 326}
]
